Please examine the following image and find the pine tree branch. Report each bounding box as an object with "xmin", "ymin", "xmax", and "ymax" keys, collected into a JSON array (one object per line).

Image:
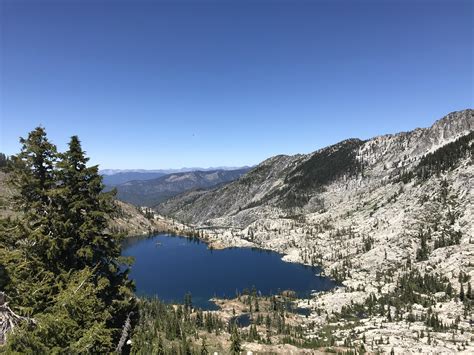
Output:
[
  {"xmin": 74, "ymin": 262, "xmax": 102, "ymax": 294},
  {"xmin": 73, "ymin": 277, "xmax": 88, "ymax": 294}
]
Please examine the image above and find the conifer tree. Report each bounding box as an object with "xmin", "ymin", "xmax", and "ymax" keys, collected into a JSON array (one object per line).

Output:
[
  {"xmin": 1, "ymin": 128, "xmax": 135, "ymax": 351},
  {"xmin": 8, "ymin": 127, "xmax": 60, "ymax": 267},
  {"xmin": 5, "ymin": 267, "xmax": 115, "ymax": 353},
  {"xmin": 2, "ymin": 128, "xmax": 59, "ymax": 315},
  {"xmin": 55, "ymin": 136, "xmax": 119, "ymax": 270},
  {"xmin": 57, "ymin": 135, "xmax": 135, "ymax": 331},
  {"xmin": 229, "ymin": 326, "xmax": 242, "ymax": 354},
  {"xmin": 10, "ymin": 127, "xmax": 57, "ymax": 211},
  {"xmin": 254, "ymin": 297, "xmax": 259, "ymax": 312}
]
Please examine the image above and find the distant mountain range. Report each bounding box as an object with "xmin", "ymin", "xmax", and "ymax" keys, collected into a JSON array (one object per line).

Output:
[
  {"xmin": 101, "ymin": 167, "xmax": 251, "ymax": 186},
  {"xmin": 102, "ymin": 172, "xmax": 168, "ymax": 186},
  {"xmin": 111, "ymin": 168, "xmax": 251, "ymax": 207}
]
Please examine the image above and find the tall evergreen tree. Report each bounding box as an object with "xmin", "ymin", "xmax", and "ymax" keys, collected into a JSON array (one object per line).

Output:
[
  {"xmin": 8, "ymin": 127, "xmax": 60, "ymax": 267},
  {"xmin": 55, "ymin": 135, "xmax": 135, "ymax": 340},
  {"xmin": 55, "ymin": 136, "xmax": 120, "ymax": 271},
  {"xmin": 9, "ymin": 127, "xmax": 57, "ymax": 211},
  {"xmin": 1, "ymin": 128, "xmax": 135, "ymax": 351},
  {"xmin": 2, "ymin": 128, "xmax": 60, "ymax": 315}
]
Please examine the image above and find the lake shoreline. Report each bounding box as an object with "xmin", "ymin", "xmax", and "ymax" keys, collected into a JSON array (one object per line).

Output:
[{"xmin": 122, "ymin": 232, "xmax": 337, "ymax": 310}]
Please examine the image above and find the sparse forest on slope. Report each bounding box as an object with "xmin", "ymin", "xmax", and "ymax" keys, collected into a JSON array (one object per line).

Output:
[
  {"xmin": 285, "ymin": 139, "xmax": 364, "ymax": 191},
  {"xmin": 399, "ymin": 130, "xmax": 474, "ymax": 182}
]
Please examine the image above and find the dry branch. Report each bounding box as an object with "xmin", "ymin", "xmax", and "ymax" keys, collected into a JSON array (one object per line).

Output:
[{"xmin": 0, "ymin": 291, "xmax": 35, "ymax": 345}]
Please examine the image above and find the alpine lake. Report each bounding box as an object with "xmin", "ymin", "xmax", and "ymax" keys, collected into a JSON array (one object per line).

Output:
[{"xmin": 122, "ymin": 234, "xmax": 336, "ymax": 310}]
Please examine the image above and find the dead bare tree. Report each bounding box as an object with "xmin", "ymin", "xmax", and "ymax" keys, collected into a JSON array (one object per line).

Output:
[
  {"xmin": 115, "ymin": 311, "xmax": 134, "ymax": 354},
  {"xmin": 0, "ymin": 291, "xmax": 35, "ymax": 345}
]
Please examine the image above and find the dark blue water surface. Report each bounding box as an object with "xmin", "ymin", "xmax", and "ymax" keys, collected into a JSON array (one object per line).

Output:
[{"xmin": 122, "ymin": 234, "xmax": 336, "ymax": 309}]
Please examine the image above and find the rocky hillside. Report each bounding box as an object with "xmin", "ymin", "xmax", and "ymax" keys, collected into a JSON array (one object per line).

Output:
[
  {"xmin": 114, "ymin": 168, "xmax": 250, "ymax": 207},
  {"xmin": 157, "ymin": 109, "xmax": 474, "ymax": 353},
  {"xmin": 158, "ymin": 110, "xmax": 473, "ymax": 227},
  {"xmin": 107, "ymin": 200, "xmax": 171, "ymax": 236}
]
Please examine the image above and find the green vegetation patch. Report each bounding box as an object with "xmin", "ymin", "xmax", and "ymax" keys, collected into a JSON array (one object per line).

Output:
[{"xmin": 285, "ymin": 139, "xmax": 365, "ymax": 192}]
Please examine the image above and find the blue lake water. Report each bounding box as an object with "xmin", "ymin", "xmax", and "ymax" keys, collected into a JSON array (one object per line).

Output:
[{"xmin": 122, "ymin": 234, "xmax": 336, "ymax": 309}]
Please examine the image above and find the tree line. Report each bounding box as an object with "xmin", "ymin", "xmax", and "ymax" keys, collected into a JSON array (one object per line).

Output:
[{"xmin": 399, "ymin": 131, "xmax": 473, "ymax": 183}]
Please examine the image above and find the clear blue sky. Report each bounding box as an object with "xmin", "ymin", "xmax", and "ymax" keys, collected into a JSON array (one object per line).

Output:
[{"xmin": 1, "ymin": 0, "xmax": 472, "ymax": 169}]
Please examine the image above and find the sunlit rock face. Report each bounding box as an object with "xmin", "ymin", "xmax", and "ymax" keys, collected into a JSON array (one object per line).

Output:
[{"xmin": 157, "ymin": 109, "xmax": 473, "ymax": 227}]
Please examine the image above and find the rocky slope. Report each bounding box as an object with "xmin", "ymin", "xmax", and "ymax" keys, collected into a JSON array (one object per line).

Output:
[
  {"xmin": 158, "ymin": 110, "xmax": 472, "ymax": 225},
  {"xmin": 157, "ymin": 109, "xmax": 474, "ymax": 353},
  {"xmin": 114, "ymin": 168, "xmax": 250, "ymax": 207},
  {"xmin": 107, "ymin": 200, "xmax": 172, "ymax": 236}
]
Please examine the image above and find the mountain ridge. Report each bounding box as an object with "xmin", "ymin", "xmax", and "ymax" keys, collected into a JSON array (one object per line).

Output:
[
  {"xmin": 153, "ymin": 109, "xmax": 474, "ymax": 353},
  {"xmin": 101, "ymin": 166, "xmax": 252, "ymax": 186},
  {"xmin": 100, "ymin": 166, "xmax": 251, "ymax": 175},
  {"xmin": 114, "ymin": 167, "xmax": 251, "ymax": 207},
  {"xmin": 157, "ymin": 109, "xmax": 473, "ymax": 224}
]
